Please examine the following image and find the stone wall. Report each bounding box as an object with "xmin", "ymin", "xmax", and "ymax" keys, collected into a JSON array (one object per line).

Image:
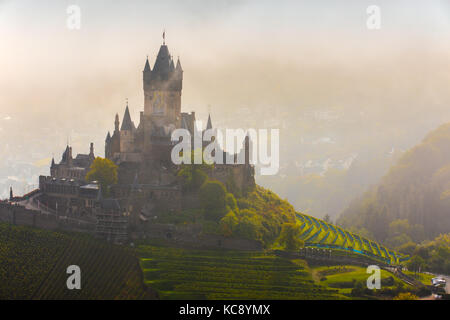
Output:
[
  {"xmin": 0, "ymin": 202, "xmax": 261, "ymax": 251},
  {"xmin": 0, "ymin": 203, "xmax": 95, "ymax": 233},
  {"xmin": 131, "ymin": 222, "xmax": 262, "ymax": 251}
]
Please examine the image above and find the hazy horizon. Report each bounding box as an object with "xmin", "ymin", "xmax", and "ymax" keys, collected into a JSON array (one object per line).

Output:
[{"xmin": 2, "ymin": 0, "xmax": 450, "ymax": 213}]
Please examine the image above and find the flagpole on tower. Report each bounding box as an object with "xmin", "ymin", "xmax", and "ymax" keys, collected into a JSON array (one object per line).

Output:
[{"xmin": 163, "ymin": 29, "xmax": 166, "ymax": 45}]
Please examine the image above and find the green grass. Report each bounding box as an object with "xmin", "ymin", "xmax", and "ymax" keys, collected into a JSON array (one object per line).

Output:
[
  {"xmin": 310, "ymin": 265, "xmax": 408, "ymax": 295},
  {"xmin": 403, "ymin": 271, "xmax": 435, "ymax": 286},
  {"xmin": 138, "ymin": 245, "xmax": 346, "ymax": 300}
]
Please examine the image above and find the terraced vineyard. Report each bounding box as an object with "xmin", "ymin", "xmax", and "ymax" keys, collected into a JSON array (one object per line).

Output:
[
  {"xmin": 138, "ymin": 245, "xmax": 344, "ymax": 300},
  {"xmin": 295, "ymin": 213, "xmax": 409, "ymax": 265},
  {"xmin": 0, "ymin": 223, "xmax": 154, "ymax": 299},
  {"xmin": 0, "ymin": 223, "xmax": 68, "ymax": 299}
]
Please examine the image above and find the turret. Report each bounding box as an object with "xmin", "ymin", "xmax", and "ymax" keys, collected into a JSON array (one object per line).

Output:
[
  {"xmin": 62, "ymin": 145, "xmax": 70, "ymax": 162},
  {"xmin": 89, "ymin": 142, "xmax": 94, "ymax": 158},
  {"xmin": 175, "ymin": 57, "xmax": 183, "ymax": 80},
  {"xmin": 176, "ymin": 57, "xmax": 182, "ymax": 72},
  {"xmin": 114, "ymin": 113, "xmax": 120, "ymax": 132},
  {"xmin": 68, "ymin": 147, "xmax": 73, "ymax": 165},
  {"xmin": 105, "ymin": 132, "xmax": 111, "ymax": 159},
  {"xmin": 169, "ymin": 56, "xmax": 175, "ymax": 72},
  {"xmin": 244, "ymin": 134, "xmax": 250, "ymax": 165},
  {"xmin": 121, "ymin": 103, "xmax": 134, "ymax": 131},
  {"xmin": 143, "ymin": 56, "xmax": 151, "ymax": 86},
  {"xmin": 120, "ymin": 101, "xmax": 135, "ymax": 152},
  {"xmin": 206, "ymin": 114, "xmax": 212, "ymax": 130},
  {"xmin": 50, "ymin": 157, "xmax": 56, "ymax": 177}
]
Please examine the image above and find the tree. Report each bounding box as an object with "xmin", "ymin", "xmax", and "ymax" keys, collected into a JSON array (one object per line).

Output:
[
  {"xmin": 407, "ymin": 255, "xmax": 425, "ymax": 275},
  {"xmin": 397, "ymin": 242, "xmax": 416, "ymax": 256},
  {"xmin": 199, "ymin": 180, "xmax": 227, "ymax": 221},
  {"xmin": 177, "ymin": 148, "xmax": 212, "ymax": 192},
  {"xmin": 85, "ymin": 157, "xmax": 118, "ymax": 196},
  {"xmin": 219, "ymin": 211, "xmax": 239, "ymax": 237},
  {"xmin": 177, "ymin": 166, "xmax": 208, "ymax": 192},
  {"xmin": 323, "ymin": 214, "xmax": 332, "ymax": 224},
  {"xmin": 235, "ymin": 214, "xmax": 261, "ymax": 241},
  {"xmin": 277, "ymin": 223, "xmax": 304, "ymax": 251},
  {"xmin": 226, "ymin": 193, "xmax": 238, "ymax": 211}
]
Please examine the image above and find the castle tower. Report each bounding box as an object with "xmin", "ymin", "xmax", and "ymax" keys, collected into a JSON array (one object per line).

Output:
[
  {"xmin": 107, "ymin": 114, "xmax": 121, "ymax": 158},
  {"xmin": 120, "ymin": 102, "xmax": 135, "ymax": 153},
  {"xmin": 143, "ymin": 40, "xmax": 183, "ymax": 128}
]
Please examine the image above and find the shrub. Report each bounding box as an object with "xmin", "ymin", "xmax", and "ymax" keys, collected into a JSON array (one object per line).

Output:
[
  {"xmin": 219, "ymin": 211, "xmax": 239, "ymax": 237},
  {"xmin": 177, "ymin": 166, "xmax": 208, "ymax": 192},
  {"xmin": 226, "ymin": 193, "xmax": 238, "ymax": 211},
  {"xmin": 85, "ymin": 157, "xmax": 118, "ymax": 196},
  {"xmin": 200, "ymin": 180, "xmax": 227, "ymax": 221},
  {"xmin": 277, "ymin": 223, "xmax": 304, "ymax": 251},
  {"xmin": 393, "ymin": 292, "xmax": 418, "ymax": 300}
]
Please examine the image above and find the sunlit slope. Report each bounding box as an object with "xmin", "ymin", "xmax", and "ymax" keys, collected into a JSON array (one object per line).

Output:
[{"xmin": 295, "ymin": 213, "xmax": 409, "ymax": 265}]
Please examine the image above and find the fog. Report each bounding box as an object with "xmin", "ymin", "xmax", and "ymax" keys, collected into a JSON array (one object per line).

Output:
[{"xmin": 1, "ymin": 0, "xmax": 450, "ymax": 216}]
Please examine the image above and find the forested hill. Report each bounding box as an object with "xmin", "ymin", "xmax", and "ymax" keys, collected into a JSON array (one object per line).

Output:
[{"xmin": 338, "ymin": 122, "xmax": 450, "ymax": 246}]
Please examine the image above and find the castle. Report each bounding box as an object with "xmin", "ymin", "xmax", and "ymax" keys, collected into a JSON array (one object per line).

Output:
[
  {"xmin": 33, "ymin": 39, "xmax": 255, "ymax": 242},
  {"xmin": 101, "ymin": 40, "xmax": 255, "ymax": 192}
]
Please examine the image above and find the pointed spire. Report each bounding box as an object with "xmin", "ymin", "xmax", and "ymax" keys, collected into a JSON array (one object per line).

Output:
[
  {"xmin": 51, "ymin": 157, "xmax": 56, "ymax": 168},
  {"xmin": 144, "ymin": 56, "xmax": 151, "ymax": 72},
  {"xmin": 206, "ymin": 114, "xmax": 212, "ymax": 130},
  {"xmin": 169, "ymin": 56, "xmax": 175, "ymax": 72},
  {"xmin": 153, "ymin": 44, "xmax": 171, "ymax": 78},
  {"xmin": 62, "ymin": 145, "xmax": 70, "ymax": 162},
  {"xmin": 176, "ymin": 56, "xmax": 183, "ymax": 72},
  {"xmin": 115, "ymin": 113, "xmax": 120, "ymax": 132},
  {"xmin": 106, "ymin": 131, "xmax": 111, "ymax": 141},
  {"xmin": 121, "ymin": 100, "xmax": 134, "ymax": 131}
]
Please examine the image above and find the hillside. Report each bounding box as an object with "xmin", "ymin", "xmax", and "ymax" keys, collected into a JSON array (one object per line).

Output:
[
  {"xmin": 138, "ymin": 245, "xmax": 343, "ymax": 299},
  {"xmin": 0, "ymin": 180, "xmax": 409, "ymax": 300},
  {"xmin": 0, "ymin": 223, "xmax": 155, "ymax": 299},
  {"xmin": 338, "ymin": 123, "xmax": 450, "ymax": 246},
  {"xmin": 181, "ymin": 182, "xmax": 406, "ymax": 265}
]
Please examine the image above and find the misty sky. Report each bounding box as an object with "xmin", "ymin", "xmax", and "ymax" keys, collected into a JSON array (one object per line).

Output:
[{"xmin": 1, "ymin": 0, "xmax": 450, "ymax": 197}]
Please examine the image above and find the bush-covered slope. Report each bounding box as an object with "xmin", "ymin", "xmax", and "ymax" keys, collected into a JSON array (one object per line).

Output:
[
  {"xmin": 221, "ymin": 186, "xmax": 406, "ymax": 264},
  {"xmin": 338, "ymin": 123, "xmax": 450, "ymax": 244},
  {"xmin": 176, "ymin": 160, "xmax": 405, "ymax": 263}
]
